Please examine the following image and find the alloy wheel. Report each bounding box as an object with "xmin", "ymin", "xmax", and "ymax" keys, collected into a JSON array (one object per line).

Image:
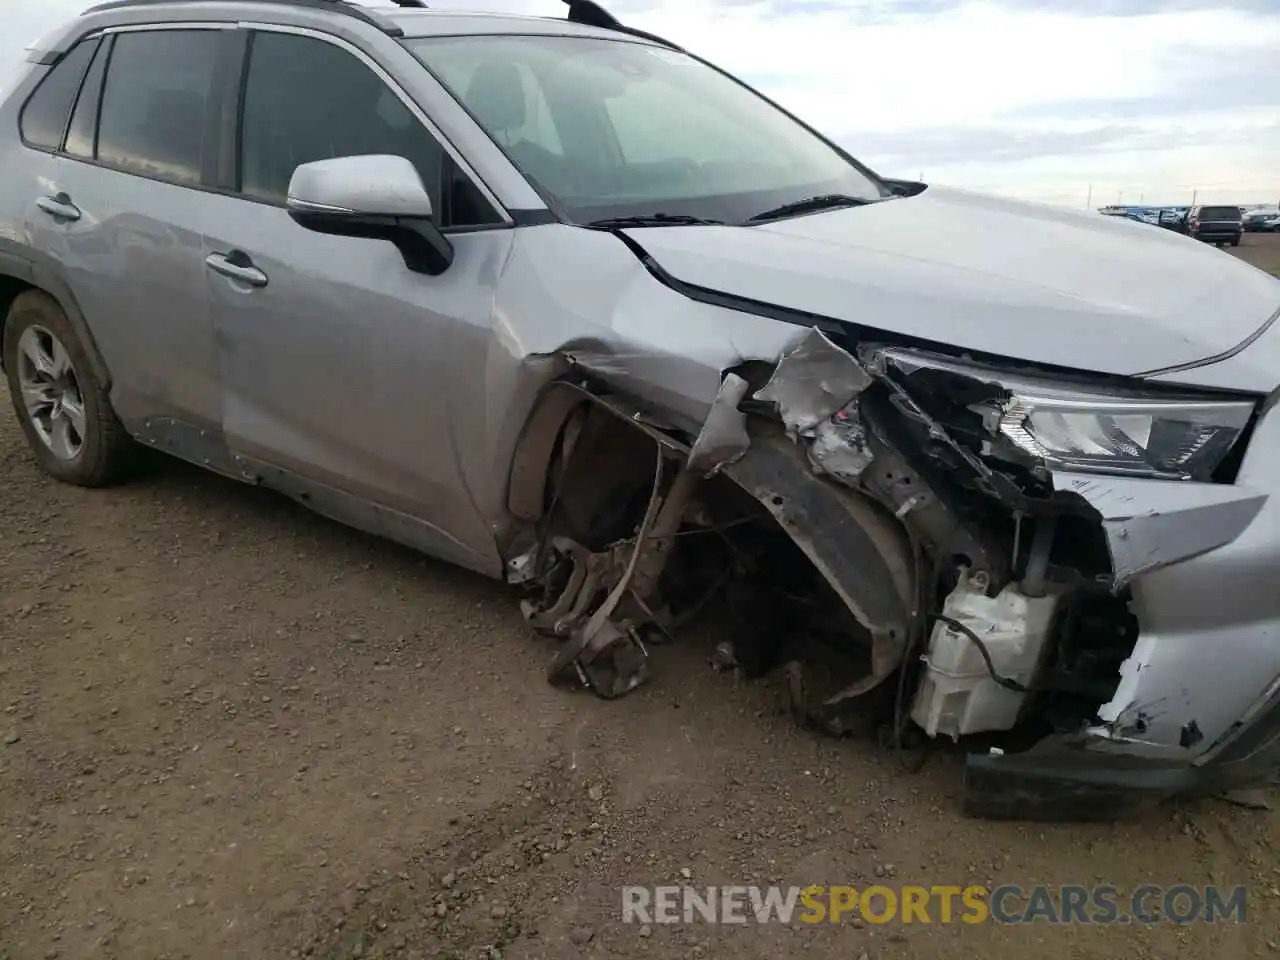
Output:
[{"xmin": 16, "ymin": 324, "xmax": 86, "ymax": 461}]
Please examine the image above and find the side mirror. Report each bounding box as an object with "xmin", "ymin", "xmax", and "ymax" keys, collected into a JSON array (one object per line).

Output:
[{"xmin": 286, "ymin": 155, "xmax": 453, "ymax": 275}]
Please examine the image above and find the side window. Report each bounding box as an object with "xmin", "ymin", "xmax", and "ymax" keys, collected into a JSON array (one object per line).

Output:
[
  {"xmin": 239, "ymin": 31, "xmax": 500, "ymax": 227},
  {"xmin": 19, "ymin": 36, "xmax": 100, "ymax": 151},
  {"xmin": 96, "ymin": 30, "xmax": 220, "ymax": 187},
  {"xmin": 64, "ymin": 37, "xmax": 109, "ymax": 159}
]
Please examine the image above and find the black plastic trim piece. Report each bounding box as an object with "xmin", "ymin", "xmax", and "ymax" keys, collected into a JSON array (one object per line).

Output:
[
  {"xmin": 205, "ymin": 29, "xmax": 246, "ymax": 190},
  {"xmin": 561, "ymin": 0, "xmax": 681, "ymax": 49},
  {"xmin": 213, "ymin": 27, "xmax": 249, "ymax": 192},
  {"xmin": 65, "ymin": 34, "xmax": 111, "ymax": 159},
  {"xmin": 509, "ymin": 208, "xmax": 559, "ymax": 227}
]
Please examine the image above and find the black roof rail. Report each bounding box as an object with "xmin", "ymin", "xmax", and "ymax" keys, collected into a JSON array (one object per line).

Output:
[
  {"xmin": 562, "ymin": 0, "xmax": 682, "ymax": 50},
  {"xmin": 81, "ymin": 0, "xmax": 407, "ymax": 36}
]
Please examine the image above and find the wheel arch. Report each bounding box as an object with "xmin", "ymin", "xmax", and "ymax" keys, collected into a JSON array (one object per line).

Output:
[
  {"xmin": 0, "ymin": 247, "xmax": 111, "ymax": 387},
  {"xmin": 505, "ymin": 378, "xmax": 916, "ymax": 696}
]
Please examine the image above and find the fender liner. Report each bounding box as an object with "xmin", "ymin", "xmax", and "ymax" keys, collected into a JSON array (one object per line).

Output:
[{"xmin": 721, "ymin": 425, "xmax": 915, "ymax": 697}]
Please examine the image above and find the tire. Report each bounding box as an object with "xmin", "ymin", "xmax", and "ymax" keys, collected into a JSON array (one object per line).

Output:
[
  {"xmin": 2, "ymin": 290, "xmax": 135, "ymax": 486},
  {"xmin": 1230, "ymin": 237, "xmax": 1241, "ymax": 247}
]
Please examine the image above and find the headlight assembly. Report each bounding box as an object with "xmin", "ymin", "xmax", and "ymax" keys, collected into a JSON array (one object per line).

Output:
[
  {"xmin": 995, "ymin": 390, "xmax": 1253, "ymax": 481},
  {"xmin": 866, "ymin": 347, "xmax": 1257, "ymax": 482}
]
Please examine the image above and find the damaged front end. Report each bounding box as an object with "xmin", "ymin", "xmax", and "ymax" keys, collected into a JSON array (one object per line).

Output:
[
  {"xmin": 506, "ymin": 326, "xmax": 1273, "ymax": 820},
  {"xmin": 507, "ymin": 375, "xmax": 915, "ymax": 718}
]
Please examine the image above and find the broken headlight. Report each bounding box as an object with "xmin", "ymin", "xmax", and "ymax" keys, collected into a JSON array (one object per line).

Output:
[
  {"xmin": 868, "ymin": 347, "xmax": 1256, "ymax": 482},
  {"xmin": 994, "ymin": 388, "xmax": 1254, "ymax": 481}
]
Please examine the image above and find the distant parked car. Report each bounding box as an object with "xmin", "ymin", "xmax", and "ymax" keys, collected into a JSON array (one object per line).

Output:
[
  {"xmin": 1186, "ymin": 205, "xmax": 1243, "ymax": 247},
  {"xmin": 1244, "ymin": 209, "xmax": 1274, "ymax": 231},
  {"xmin": 1259, "ymin": 215, "xmax": 1280, "ymax": 233},
  {"xmin": 1157, "ymin": 209, "xmax": 1188, "ymax": 233}
]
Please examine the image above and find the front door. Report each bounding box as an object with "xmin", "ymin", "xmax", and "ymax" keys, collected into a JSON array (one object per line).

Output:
[{"xmin": 202, "ymin": 27, "xmax": 513, "ymax": 574}]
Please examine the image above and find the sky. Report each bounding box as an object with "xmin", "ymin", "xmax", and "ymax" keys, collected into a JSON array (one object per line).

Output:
[{"xmin": 2, "ymin": 0, "xmax": 1278, "ymax": 208}]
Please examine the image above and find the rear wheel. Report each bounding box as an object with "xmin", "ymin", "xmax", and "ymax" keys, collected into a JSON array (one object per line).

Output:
[{"xmin": 2, "ymin": 291, "xmax": 135, "ymax": 486}]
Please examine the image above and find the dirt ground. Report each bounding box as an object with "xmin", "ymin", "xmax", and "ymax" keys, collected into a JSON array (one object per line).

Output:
[
  {"xmin": 1234, "ymin": 230, "xmax": 1280, "ymax": 277},
  {"xmin": 3, "ymin": 236, "xmax": 1280, "ymax": 960}
]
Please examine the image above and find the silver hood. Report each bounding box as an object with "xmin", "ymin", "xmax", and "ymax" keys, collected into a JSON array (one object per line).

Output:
[{"xmin": 623, "ymin": 185, "xmax": 1280, "ymax": 378}]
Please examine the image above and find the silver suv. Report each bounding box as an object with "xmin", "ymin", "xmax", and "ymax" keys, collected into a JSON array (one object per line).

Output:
[{"xmin": 4, "ymin": 0, "xmax": 1280, "ymax": 820}]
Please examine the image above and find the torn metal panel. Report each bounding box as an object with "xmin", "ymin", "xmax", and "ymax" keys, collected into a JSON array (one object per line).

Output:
[
  {"xmin": 857, "ymin": 429, "xmax": 1009, "ymax": 586},
  {"xmin": 754, "ymin": 328, "xmax": 872, "ymax": 438},
  {"xmin": 1053, "ymin": 472, "xmax": 1266, "ymax": 589},
  {"xmin": 807, "ymin": 406, "xmax": 874, "ymax": 485},
  {"xmin": 856, "ymin": 343, "xmax": 1033, "ymax": 508},
  {"xmin": 686, "ymin": 373, "xmax": 751, "ymax": 476}
]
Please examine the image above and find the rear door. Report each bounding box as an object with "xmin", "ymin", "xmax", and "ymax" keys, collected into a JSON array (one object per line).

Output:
[
  {"xmin": 200, "ymin": 26, "xmax": 514, "ymax": 573},
  {"xmin": 29, "ymin": 26, "xmax": 227, "ymax": 436}
]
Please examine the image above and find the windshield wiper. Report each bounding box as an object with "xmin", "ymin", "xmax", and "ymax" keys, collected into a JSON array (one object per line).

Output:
[
  {"xmin": 747, "ymin": 194, "xmax": 873, "ymax": 223},
  {"xmin": 584, "ymin": 214, "xmax": 727, "ymax": 229}
]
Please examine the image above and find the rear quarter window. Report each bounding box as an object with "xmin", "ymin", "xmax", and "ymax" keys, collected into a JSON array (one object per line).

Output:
[{"xmin": 18, "ymin": 37, "xmax": 101, "ymax": 151}]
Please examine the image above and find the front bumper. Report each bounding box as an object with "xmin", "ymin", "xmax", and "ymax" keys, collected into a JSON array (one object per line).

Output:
[
  {"xmin": 964, "ymin": 394, "xmax": 1280, "ymax": 820},
  {"xmin": 964, "ymin": 676, "xmax": 1280, "ymax": 820}
]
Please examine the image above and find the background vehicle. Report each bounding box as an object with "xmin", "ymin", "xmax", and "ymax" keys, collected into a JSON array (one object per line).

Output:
[
  {"xmin": 1244, "ymin": 209, "xmax": 1276, "ymax": 232},
  {"xmin": 1186, "ymin": 204, "xmax": 1243, "ymax": 246},
  {"xmin": 1157, "ymin": 208, "xmax": 1188, "ymax": 233}
]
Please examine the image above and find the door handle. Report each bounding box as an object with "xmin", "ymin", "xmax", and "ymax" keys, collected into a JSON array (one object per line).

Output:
[
  {"xmin": 35, "ymin": 193, "xmax": 81, "ymax": 222},
  {"xmin": 205, "ymin": 251, "xmax": 268, "ymax": 288}
]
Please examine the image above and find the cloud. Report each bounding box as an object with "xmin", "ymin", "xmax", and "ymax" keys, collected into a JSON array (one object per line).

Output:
[
  {"xmin": 1004, "ymin": 48, "xmax": 1280, "ymax": 122},
  {"xmin": 1, "ymin": 0, "xmax": 1278, "ymax": 205},
  {"xmin": 846, "ymin": 119, "xmax": 1280, "ymax": 169},
  {"xmin": 968, "ymin": 0, "xmax": 1280, "ymax": 14}
]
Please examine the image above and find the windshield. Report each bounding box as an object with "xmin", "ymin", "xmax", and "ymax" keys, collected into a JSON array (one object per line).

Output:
[{"xmin": 405, "ymin": 35, "xmax": 888, "ymax": 224}]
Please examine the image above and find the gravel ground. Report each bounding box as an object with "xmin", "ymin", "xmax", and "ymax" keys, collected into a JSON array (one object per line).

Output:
[{"xmin": 3, "ymin": 236, "xmax": 1280, "ymax": 960}]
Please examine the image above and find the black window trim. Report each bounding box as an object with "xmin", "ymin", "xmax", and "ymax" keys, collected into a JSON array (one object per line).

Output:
[
  {"xmin": 226, "ymin": 21, "xmax": 513, "ymax": 236},
  {"xmin": 17, "ymin": 33, "xmax": 104, "ymax": 155},
  {"xmin": 67, "ymin": 33, "xmax": 114, "ymax": 161}
]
